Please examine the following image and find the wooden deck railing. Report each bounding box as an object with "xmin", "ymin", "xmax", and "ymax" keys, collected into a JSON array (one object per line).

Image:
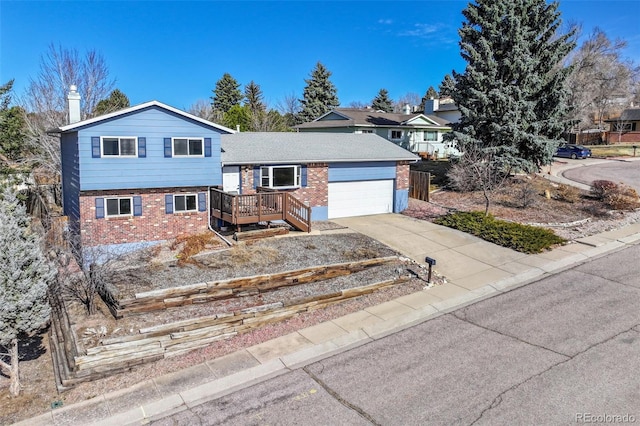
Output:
[{"xmin": 210, "ymin": 188, "xmax": 311, "ymax": 232}]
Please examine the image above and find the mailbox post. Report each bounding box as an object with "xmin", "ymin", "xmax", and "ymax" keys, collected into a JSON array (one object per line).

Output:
[{"xmin": 425, "ymin": 257, "xmax": 436, "ymax": 283}]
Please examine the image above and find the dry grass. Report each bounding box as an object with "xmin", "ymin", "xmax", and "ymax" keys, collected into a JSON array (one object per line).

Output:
[{"xmin": 170, "ymin": 233, "xmax": 225, "ymax": 265}]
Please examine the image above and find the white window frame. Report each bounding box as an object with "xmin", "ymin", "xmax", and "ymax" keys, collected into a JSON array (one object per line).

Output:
[
  {"xmin": 101, "ymin": 136, "xmax": 137, "ymax": 157},
  {"xmin": 260, "ymin": 165, "xmax": 301, "ymax": 189},
  {"xmin": 105, "ymin": 197, "xmax": 133, "ymax": 217},
  {"xmin": 423, "ymin": 131, "xmax": 438, "ymax": 142},
  {"xmin": 390, "ymin": 130, "xmax": 403, "ymax": 140},
  {"xmin": 173, "ymin": 194, "xmax": 198, "ymax": 213},
  {"xmin": 172, "ymin": 137, "xmax": 204, "ymax": 157}
]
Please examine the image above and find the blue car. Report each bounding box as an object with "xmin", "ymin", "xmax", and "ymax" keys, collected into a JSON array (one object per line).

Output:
[{"xmin": 554, "ymin": 144, "xmax": 592, "ymax": 159}]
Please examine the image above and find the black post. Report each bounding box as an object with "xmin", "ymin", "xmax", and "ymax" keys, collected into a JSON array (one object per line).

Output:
[{"xmin": 425, "ymin": 257, "xmax": 436, "ymax": 283}]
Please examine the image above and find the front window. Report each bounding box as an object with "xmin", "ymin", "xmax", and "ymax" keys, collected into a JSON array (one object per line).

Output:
[
  {"xmin": 424, "ymin": 131, "xmax": 438, "ymax": 141},
  {"xmin": 260, "ymin": 165, "xmax": 301, "ymax": 188},
  {"xmin": 102, "ymin": 137, "xmax": 136, "ymax": 157},
  {"xmin": 105, "ymin": 197, "xmax": 132, "ymax": 217},
  {"xmin": 173, "ymin": 138, "xmax": 204, "ymax": 156},
  {"xmin": 174, "ymin": 194, "xmax": 197, "ymax": 212},
  {"xmin": 390, "ymin": 130, "xmax": 403, "ymax": 140}
]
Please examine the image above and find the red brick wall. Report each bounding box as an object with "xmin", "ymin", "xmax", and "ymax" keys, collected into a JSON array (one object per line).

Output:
[
  {"xmin": 396, "ymin": 162, "xmax": 410, "ymax": 190},
  {"xmin": 240, "ymin": 164, "xmax": 328, "ymax": 208},
  {"xmin": 79, "ymin": 187, "xmax": 209, "ymax": 246},
  {"xmin": 606, "ymin": 132, "xmax": 640, "ymax": 144}
]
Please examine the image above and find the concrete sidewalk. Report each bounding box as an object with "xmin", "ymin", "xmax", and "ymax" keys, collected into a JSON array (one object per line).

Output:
[{"xmin": 17, "ymin": 215, "xmax": 640, "ymax": 426}]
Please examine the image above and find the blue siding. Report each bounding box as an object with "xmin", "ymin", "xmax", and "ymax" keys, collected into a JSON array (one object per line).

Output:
[
  {"xmin": 328, "ymin": 162, "xmax": 396, "ymax": 182},
  {"xmin": 60, "ymin": 132, "xmax": 80, "ymax": 222},
  {"xmin": 76, "ymin": 106, "xmax": 224, "ymax": 190},
  {"xmin": 311, "ymin": 206, "xmax": 328, "ymax": 221},
  {"xmin": 394, "ymin": 189, "xmax": 409, "ymax": 213}
]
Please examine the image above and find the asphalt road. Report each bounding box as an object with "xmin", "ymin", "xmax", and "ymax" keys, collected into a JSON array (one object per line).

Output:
[
  {"xmin": 153, "ymin": 245, "xmax": 640, "ymax": 425},
  {"xmin": 562, "ymin": 160, "xmax": 640, "ymax": 192}
]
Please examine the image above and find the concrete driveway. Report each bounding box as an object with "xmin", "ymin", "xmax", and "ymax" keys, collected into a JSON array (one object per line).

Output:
[{"xmin": 333, "ymin": 214, "xmax": 535, "ymax": 291}]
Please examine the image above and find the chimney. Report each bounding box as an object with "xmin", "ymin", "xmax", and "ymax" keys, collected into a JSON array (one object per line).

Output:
[
  {"xmin": 424, "ymin": 98, "xmax": 439, "ymax": 114},
  {"xmin": 67, "ymin": 85, "xmax": 81, "ymax": 124},
  {"xmin": 403, "ymin": 104, "xmax": 411, "ymax": 115}
]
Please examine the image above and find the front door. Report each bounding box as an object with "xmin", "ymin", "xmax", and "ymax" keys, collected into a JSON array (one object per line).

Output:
[{"xmin": 222, "ymin": 166, "xmax": 240, "ymax": 194}]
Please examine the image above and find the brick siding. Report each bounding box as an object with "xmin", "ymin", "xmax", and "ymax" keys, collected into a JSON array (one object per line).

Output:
[
  {"xmin": 79, "ymin": 187, "xmax": 209, "ymax": 246},
  {"xmin": 396, "ymin": 162, "xmax": 410, "ymax": 190},
  {"xmin": 606, "ymin": 132, "xmax": 640, "ymax": 144}
]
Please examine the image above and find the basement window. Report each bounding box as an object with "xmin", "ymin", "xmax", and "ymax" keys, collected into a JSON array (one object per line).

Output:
[{"xmin": 261, "ymin": 165, "xmax": 301, "ymax": 188}]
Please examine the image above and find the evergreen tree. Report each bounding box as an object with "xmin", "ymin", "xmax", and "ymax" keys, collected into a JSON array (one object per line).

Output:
[
  {"xmin": 0, "ymin": 80, "xmax": 29, "ymax": 167},
  {"xmin": 438, "ymin": 74, "xmax": 455, "ymax": 97},
  {"xmin": 223, "ymin": 104, "xmax": 251, "ymax": 132},
  {"xmin": 211, "ymin": 73, "xmax": 242, "ymax": 115},
  {"xmin": 93, "ymin": 88, "xmax": 130, "ymax": 116},
  {"xmin": 244, "ymin": 81, "xmax": 265, "ymax": 114},
  {"xmin": 298, "ymin": 62, "xmax": 339, "ymax": 123},
  {"xmin": 0, "ymin": 188, "xmax": 56, "ymax": 396},
  {"xmin": 371, "ymin": 88, "xmax": 393, "ymax": 112},
  {"xmin": 446, "ymin": 0, "xmax": 575, "ymax": 173},
  {"xmin": 419, "ymin": 86, "xmax": 439, "ymax": 111}
]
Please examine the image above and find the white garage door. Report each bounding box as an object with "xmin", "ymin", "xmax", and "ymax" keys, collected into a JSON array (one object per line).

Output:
[{"xmin": 328, "ymin": 180, "xmax": 394, "ymax": 218}]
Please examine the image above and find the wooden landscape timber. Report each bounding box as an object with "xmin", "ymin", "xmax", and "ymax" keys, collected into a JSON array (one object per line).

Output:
[
  {"xmin": 109, "ymin": 256, "xmax": 400, "ymax": 317},
  {"xmin": 54, "ymin": 275, "xmax": 410, "ymax": 387},
  {"xmin": 233, "ymin": 227, "xmax": 289, "ymax": 241}
]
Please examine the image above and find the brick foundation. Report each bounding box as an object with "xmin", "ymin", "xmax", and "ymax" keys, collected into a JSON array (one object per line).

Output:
[{"xmin": 79, "ymin": 187, "xmax": 209, "ymax": 246}]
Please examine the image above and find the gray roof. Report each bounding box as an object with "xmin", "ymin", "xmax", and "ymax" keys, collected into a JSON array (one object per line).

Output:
[
  {"xmin": 620, "ymin": 108, "xmax": 640, "ymax": 121},
  {"xmin": 221, "ymin": 132, "xmax": 419, "ymax": 165},
  {"xmin": 295, "ymin": 108, "xmax": 450, "ymax": 129}
]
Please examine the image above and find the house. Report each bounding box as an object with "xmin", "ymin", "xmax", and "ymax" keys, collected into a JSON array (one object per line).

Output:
[
  {"xmin": 294, "ymin": 107, "xmax": 458, "ymax": 159},
  {"xmin": 56, "ymin": 88, "xmax": 418, "ymax": 252},
  {"xmin": 604, "ymin": 108, "xmax": 640, "ymax": 144}
]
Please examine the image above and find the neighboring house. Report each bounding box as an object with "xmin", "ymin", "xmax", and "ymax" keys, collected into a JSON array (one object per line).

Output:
[
  {"xmin": 604, "ymin": 108, "xmax": 640, "ymax": 144},
  {"xmin": 56, "ymin": 89, "xmax": 418, "ymax": 252},
  {"xmin": 423, "ymin": 97, "xmax": 461, "ymax": 124},
  {"xmin": 295, "ymin": 108, "xmax": 458, "ymax": 159},
  {"xmin": 220, "ymin": 132, "xmax": 418, "ymax": 221}
]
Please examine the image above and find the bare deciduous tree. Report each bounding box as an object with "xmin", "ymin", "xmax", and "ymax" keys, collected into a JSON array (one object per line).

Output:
[
  {"xmin": 393, "ymin": 92, "xmax": 421, "ymax": 113},
  {"xmin": 20, "ymin": 44, "xmax": 114, "ymax": 179}
]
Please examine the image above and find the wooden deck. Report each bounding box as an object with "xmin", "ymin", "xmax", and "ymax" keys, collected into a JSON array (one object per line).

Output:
[{"xmin": 210, "ymin": 188, "xmax": 311, "ymax": 232}]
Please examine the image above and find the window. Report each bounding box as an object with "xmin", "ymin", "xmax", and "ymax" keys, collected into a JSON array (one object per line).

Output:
[
  {"xmin": 102, "ymin": 137, "xmax": 137, "ymax": 157},
  {"xmin": 390, "ymin": 130, "xmax": 403, "ymax": 140},
  {"xmin": 174, "ymin": 194, "xmax": 197, "ymax": 212},
  {"xmin": 105, "ymin": 197, "xmax": 132, "ymax": 217},
  {"xmin": 260, "ymin": 165, "xmax": 301, "ymax": 188},
  {"xmin": 172, "ymin": 138, "xmax": 203, "ymax": 156},
  {"xmin": 358, "ymin": 129, "xmax": 374, "ymax": 134},
  {"xmin": 424, "ymin": 131, "xmax": 438, "ymax": 141}
]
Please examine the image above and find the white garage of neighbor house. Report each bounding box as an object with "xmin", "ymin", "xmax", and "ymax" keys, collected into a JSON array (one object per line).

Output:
[{"xmin": 219, "ymin": 132, "xmax": 419, "ymax": 221}]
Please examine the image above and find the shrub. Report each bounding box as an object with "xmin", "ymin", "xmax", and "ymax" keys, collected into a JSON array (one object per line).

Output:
[
  {"xmin": 590, "ymin": 180, "xmax": 618, "ymax": 200},
  {"xmin": 434, "ymin": 211, "xmax": 566, "ymax": 253},
  {"xmin": 555, "ymin": 184, "xmax": 581, "ymax": 203}
]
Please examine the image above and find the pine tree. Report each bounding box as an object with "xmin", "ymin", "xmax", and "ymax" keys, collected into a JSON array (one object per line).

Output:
[
  {"xmin": 371, "ymin": 88, "xmax": 393, "ymax": 112},
  {"xmin": 438, "ymin": 74, "xmax": 455, "ymax": 97},
  {"xmin": 0, "ymin": 80, "xmax": 30, "ymax": 167},
  {"xmin": 298, "ymin": 62, "xmax": 340, "ymax": 123},
  {"xmin": 447, "ymin": 0, "xmax": 575, "ymax": 173},
  {"xmin": 93, "ymin": 89, "xmax": 130, "ymax": 116},
  {"xmin": 244, "ymin": 81, "xmax": 265, "ymax": 115},
  {"xmin": 211, "ymin": 73, "xmax": 243, "ymax": 115},
  {"xmin": 0, "ymin": 188, "xmax": 55, "ymax": 396}
]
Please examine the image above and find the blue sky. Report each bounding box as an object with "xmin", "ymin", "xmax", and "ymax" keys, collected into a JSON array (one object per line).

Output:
[{"xmin": 2, "ymin": 1, "xmax": 639, "ymax": 112}]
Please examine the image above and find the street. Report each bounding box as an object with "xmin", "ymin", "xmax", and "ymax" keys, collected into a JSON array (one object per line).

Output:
[
  {"xmin": 152, "ymin": 244, "xmax": 640, "ymax": 425},
  {"xmin": 562, "ymin": 160, "xmax": 640, "ymax": 192}
]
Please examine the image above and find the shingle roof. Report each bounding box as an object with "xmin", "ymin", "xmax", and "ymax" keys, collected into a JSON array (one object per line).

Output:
[
  {"xmin": 620, "ymin": 108, "xmax": 640, "ymax": 121},
  {"xmin": 221, "ymin": 132, "xmax": 419, "ymax": 165},
  {"xmin": 295, "ymin": 108, "xmax": 450, "ymax": 129}
]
